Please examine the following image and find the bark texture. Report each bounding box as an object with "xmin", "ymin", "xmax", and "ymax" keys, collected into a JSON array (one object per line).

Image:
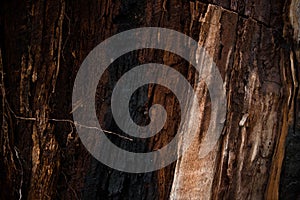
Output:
[{"xmin": 0, "ymin": 0, "xmax": 299, "ymax": 199}]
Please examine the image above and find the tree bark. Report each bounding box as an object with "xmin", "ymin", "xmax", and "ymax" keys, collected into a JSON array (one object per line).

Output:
[{"xmin": 0, "ymin": 0, "xmax": 299, "ymax": 199}]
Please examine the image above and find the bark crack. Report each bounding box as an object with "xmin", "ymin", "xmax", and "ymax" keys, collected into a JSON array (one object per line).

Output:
[
  {"xmin": 197, "ymin": 1, "xmax": 279, "ymax": 30},
  {"xmin": 52, "ymin": 0, "xmax": 65, "ymax": 94},
  {"xmin": 14, "ymin": 147, "xmax": 23, "ymax": 200}
]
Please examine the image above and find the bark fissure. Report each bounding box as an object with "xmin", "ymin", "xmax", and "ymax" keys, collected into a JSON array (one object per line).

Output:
[{"xmin": 1, "ymin": 0, "xmax": 299, "ymax": 199}]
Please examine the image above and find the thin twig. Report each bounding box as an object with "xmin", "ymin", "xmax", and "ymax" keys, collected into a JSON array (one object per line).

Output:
[
  {"xmin": 14, "ymin": 147, "xmax": 23, "ymax": 200},
  {"xmin": 5, "ymin": 100, "xmax": 133, "ymax": 141}
]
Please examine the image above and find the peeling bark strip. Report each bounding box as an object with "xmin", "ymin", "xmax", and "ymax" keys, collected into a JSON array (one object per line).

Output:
[
  {"xmin": 27, "ymin": 0, "xmax": 65, "ymax": 199},
  {"xmin": 0, "ymin": 0, "xmax": 299, "ymax": 199},
  {"xmin": 170, "ymin": 1, "xmax": 300, "ymax": 200},
  {"xmin": 171, "ymin": 5, "xmax": 238, "ymax": 199}
]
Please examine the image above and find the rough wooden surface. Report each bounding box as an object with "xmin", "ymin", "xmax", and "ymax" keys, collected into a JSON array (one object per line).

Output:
[
  {"xmin": 0, "ymin": 0, "xmax": 299, "ymax": 199},
  {"xmin": 170, "ymin": 1, "xmax": 299, "ymax": 199}
]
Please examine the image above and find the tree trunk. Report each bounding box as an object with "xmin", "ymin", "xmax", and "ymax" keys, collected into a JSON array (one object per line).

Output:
[{"xmin": 0, "ymin": 0, "xmax": 299, "ymax": 199}]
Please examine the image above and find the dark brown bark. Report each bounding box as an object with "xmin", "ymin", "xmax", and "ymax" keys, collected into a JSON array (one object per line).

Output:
[{"xmin": 0, "ymin": 0, "xmax": 299, "ymax": 199}]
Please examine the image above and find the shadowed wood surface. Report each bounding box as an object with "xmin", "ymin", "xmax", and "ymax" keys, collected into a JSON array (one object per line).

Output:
[{"xmin": 0, "ymin": 0, "xmax": 299, "ymax": 199}]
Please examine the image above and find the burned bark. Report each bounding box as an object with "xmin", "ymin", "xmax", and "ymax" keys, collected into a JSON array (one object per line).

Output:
[{"xmin": 0, "ymin": 0, "xmax": 299, "ymax": 199}]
